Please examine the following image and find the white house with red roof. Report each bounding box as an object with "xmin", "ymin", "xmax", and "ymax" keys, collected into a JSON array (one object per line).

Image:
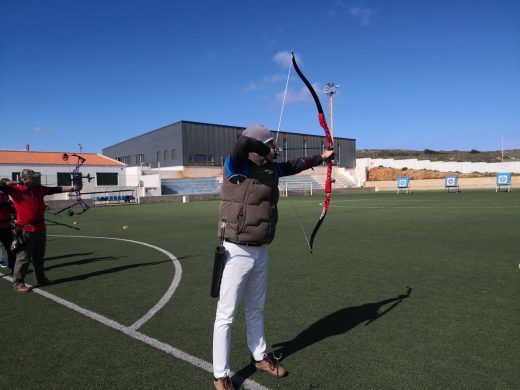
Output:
[
  {"xmin": 0, "ymin": 150, "xmax": 125, "ymax": 186},
  {"xmin": 0, "ymin": 149, "xmax": 163, "ymax": 204}
]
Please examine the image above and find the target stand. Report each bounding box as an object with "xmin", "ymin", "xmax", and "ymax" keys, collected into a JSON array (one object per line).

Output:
[
  {"xmin": 496, "ymin": 172, "xmax": 512, "ymax": 192},
  {"xmin": 444, "ymin": 176, "xmax": 460, "ymax": 193},
  {"xmin": 397, "ymin": 177, "xmax": 412, "ymax": 194}
]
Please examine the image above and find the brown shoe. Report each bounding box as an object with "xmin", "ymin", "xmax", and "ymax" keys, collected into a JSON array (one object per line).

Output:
[
  {"xmin": 15, "ymin": 284, "xmax": 31, "ymax": 293},
  {"xmin": 252, "ymin": 354, "xmax": 287, "ymax": 378},
  {"xmin": 213, "ymin": 374, "xmax": 233, "ymax": 390}
]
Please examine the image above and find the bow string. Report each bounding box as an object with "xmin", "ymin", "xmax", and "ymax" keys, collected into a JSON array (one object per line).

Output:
[{"xmin": 291, "ymin": 52, "xmax": 334, "ymax": 252}]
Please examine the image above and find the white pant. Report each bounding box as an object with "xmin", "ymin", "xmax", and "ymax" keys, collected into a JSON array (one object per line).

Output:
[{"xmin": 212, "ymin": 241, "xmax": 269, "ymax": 377}]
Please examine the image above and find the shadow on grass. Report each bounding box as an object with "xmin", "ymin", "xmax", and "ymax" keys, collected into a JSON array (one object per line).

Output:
[
  {"xmin": 44, "ymin": 255, "xmax": 117, "ymax": 271},
  {"xmin": 42, "ymin": 259, "xmax": 171, "ymax": 286},
  {"xmin": 45, "ymin": 252, "xmax": 95, "ymax": 262},
  {"xmin": 45, "ymin": 218, "xmax": 81, "ymax": 231},
  {"xmin": 232, "ymin": 287, "xmax": 412, "ymax": 388}
]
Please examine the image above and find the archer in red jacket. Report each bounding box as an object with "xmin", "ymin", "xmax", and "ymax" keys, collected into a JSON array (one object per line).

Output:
[
  {"xmin": 0, "ymin": 178, "xmax": 16, "ymax": 272},
  {"xmin": 0, "ymin": 170, "xmax": 73, "ymax": 293}
]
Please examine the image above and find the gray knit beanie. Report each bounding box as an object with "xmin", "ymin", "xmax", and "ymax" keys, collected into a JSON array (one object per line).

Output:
[{"xmin": 242, "ymin": 123, "xmax": 274, "ymax": 144}]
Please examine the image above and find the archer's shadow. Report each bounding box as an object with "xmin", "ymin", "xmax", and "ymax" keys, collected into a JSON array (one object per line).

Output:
[
  {"xmin": 232, "ymin": 287, "xmax": 412, "ymax": 386},
  {"xmin": 272, "ymin": 287, "xmax": 412, "ymax": 361}
]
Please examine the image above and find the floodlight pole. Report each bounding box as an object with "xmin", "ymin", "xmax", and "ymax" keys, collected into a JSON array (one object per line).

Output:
[
  {"xmin": 324, "ymin": 82, "xmax": 340, "ymax": 165},
  {"xmin": 501, "ymin": 136, "xmax": 504, "ymax": 163},
  {"xmin": 324, "ymin": 82, "xmax": 339, "ymax": 139}
]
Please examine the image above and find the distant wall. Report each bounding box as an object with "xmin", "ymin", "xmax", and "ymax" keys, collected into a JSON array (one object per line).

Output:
[
  {"xmin": 365, "ymin": 176, "xmax": 520, "ymax": 191},
  {"xmin": 356, "ymin": 158, "xmax": 520, "ymax": 184},
  {"xmin": 182, "ymin": 166, "xmax": 223, "ymax": 178},
  {"xmin": 138, "ymin": 194, "xmax": 220, "ymax": 204}
]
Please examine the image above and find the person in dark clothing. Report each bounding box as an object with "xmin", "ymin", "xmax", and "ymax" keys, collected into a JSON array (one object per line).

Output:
[
  {"xmin": 0, "ymin": 170, "xmax": 73, "ymax": 292},
  {"xmin": 212, "ymin": 124, "xmax": 334, "ymax": 389},
  {"xmin": 0, "ymin": 178, "xmax": 16, "ymax": 272}
]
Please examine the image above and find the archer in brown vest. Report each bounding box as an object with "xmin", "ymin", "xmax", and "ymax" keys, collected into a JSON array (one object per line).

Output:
[{"xmin": 213, "ymin": 123, "xmax": 334, "ymax": 389}]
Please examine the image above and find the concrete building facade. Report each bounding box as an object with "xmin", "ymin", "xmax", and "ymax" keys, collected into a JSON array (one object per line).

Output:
[{"xmin": 103, "ymin": 120, "xmax": 356, "ymax": 169}]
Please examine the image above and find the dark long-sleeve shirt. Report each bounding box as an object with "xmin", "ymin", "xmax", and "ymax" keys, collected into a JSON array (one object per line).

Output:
[{"xmin": 227, "ymin": 136, "xmax": 323, "ymax": 179}]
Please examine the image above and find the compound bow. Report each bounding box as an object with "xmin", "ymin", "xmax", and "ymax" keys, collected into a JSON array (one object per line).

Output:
[
  {"xmin": 291, "ymin": 52, "xmax": 334, "ymax": 252},
  {"xmin": 55, "ymin": 153, "xmax": 94, "ymax": 216}
]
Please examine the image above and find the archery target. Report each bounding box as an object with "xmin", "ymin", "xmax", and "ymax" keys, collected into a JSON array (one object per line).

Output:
[
  {"xmin": 445, "ymin": 176, "xmax": 458, "ymax": 187},
  {"xmin": 496, "ymin": 173, "xmax": 511, "ymax": 185},
  {"xmin": 397, "ymin": 177, "xmax": 410, "ymax": 188}
]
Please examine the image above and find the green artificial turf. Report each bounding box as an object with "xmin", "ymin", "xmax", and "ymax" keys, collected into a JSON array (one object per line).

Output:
[{"xmin": 1, "ymin": 190, "xmax": 519, "ymax": 389}]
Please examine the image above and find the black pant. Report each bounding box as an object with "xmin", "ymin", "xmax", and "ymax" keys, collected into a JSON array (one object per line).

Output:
[
  {"xmin": 0, "ymin": 227, "xmax": 16, "ymax": 270},
  {"xmin": 13, "ymin": 230, "xmax": 47, "ymax": 287}
]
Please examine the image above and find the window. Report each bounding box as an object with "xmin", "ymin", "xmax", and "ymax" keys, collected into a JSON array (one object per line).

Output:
[
  {"xmin": 171, "ymin": 149, "xmax": 176, "ymax": 160},
  {"xmin": 188, "ymin": 154, "xmax": 214, "ymax": 163},
  {"xmin": 117, "ymin": 156, "xmax": 130, "ymax": 164},
  {"xmin": 163, "ymin": 150, "xmax": 168, "ymax": 160},
  {"xmin": 156, "ymin": 151, "xmax": 161, "ymax": 162},
  {"xmin": 136, "ymin": 154, "xmax": 144, "ymax": 164},
  {"xmin": 96, "ymin": 172, "xmax": 118, "ymax": 186},
  {"xmin": 57, "ymin": 172, "xmax": 72, "ymax": 186}
]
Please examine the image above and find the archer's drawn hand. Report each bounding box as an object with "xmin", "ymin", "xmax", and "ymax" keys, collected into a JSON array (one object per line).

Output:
[
  {"xmin": 61, "ymin": 186, "xmax": 74, "ymax": 193},
  {"xmin": 265, "ymin": 141, "xmax": 279, "ymax": 162},
  {"xmin": 321, "ymin": 150, "xmax": 334, "ymax": 162}
]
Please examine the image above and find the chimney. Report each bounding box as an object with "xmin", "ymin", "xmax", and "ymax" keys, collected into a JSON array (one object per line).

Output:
[{"xmin": 25, "ymin": 144, "xmax": 30, "ymax": 151}]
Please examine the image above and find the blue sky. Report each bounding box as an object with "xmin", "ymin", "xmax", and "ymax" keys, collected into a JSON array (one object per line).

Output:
[{"xmin": 1, "ymin": 0, "xmax": 519, "ymax": 153}]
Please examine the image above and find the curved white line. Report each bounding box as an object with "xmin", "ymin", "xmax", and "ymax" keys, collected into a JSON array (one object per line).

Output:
[
  {"xmin": 2, "ymin": 235, "xmax": 268, "ymax": 389},
  {"xmin": 48, "ymin": 234, "xmax": 181, "ymax": 330},
  {"xmin": 0, "ymin": 272, "xmax": 268, "ymax": 390}
]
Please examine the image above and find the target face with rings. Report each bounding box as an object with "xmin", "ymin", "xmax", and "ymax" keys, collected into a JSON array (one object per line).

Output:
[
  {"xmin": 496, "ymin": 173, "xmax": 511, "ymax": 185},
  {"xmin": 397, "ymin": 177, "xmax": 410, "ymax": 188},
  {"xmin": 445, "ymin": 176, "xmax": 458, "ymax": 187}
]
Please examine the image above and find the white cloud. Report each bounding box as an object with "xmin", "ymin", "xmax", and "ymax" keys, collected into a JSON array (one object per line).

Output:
[
  {"xmin": 242, "ymin": 82, "xmax": 264, "ymax": 92},
  {"xmin": 264, "ymin": 73, "xmax": 287, "ymax": 83},
  {"xmin": 350, "ymin": 6, "xmax": 373, "ymax": 26},
  {"xmin": 273, "ymin": 51, "xmax": 294, "ymax": 69},
  {"xmin": 329, "ymin": 0, "xmax": 345, "ymax": 17},
  {"xmin": 245, "ymin": 52, "xmax": 317, "ymax": 107},
  {"xmin": 276, "ymin": 83, "xmax": 321, "ymax": 104},
  {"xmin": 32, "ymin": 126, "xmax": 53, "ymax": 133}
]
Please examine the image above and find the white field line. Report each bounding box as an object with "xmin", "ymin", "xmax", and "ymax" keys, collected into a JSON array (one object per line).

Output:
[
  {"xmin": 331, "ymin": 198, "xmax": 452, "ymax": 203},
  {"xmin": 2, "ymin": 235, "xmax": 268, "ymax": 390},
  {"xmin": 329, "ymin": 205, "xmax": 520, "ymax": 209},
  {"xmin": 48, "ymin": 234, "xmax": 181, "ymax": 331},
  {"xmin": 332, "ymin": 198, "xmax": 517, "ymax": 204}
]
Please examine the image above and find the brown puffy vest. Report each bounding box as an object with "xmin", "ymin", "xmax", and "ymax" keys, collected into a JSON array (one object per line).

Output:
[{"xmin": 219, "ymin": 154, "xmax": 279, "ymax": 244}]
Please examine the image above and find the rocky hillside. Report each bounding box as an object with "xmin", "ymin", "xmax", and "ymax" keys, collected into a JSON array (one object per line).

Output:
[
  {"xmin": 357, "ymin": 149, "xmax": 520, "ymax": 163},
  {"xmin": 368, "ymin": 167, "xmax": 495, "ymax": 181}
]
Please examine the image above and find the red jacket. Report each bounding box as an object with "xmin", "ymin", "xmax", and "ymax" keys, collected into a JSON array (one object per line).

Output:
[{"xmin": 6, "ymin": 184, "xmax": 62, "ymax": 232}]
